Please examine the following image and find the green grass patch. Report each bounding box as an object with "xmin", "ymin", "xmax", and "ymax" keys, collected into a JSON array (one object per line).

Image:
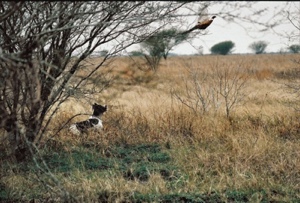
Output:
[
  {"xmin": 42, "ymin": 149, "xmax": 114, "ymax": 172},
  {"xmin": 104, "ymin": 143, "xmax": 178, "ymax": 182}
]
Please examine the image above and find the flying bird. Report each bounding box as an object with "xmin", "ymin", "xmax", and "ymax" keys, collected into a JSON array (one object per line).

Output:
[{"xmin": 181, "ymin": 15, "xmax": 216, "ymax": 35}]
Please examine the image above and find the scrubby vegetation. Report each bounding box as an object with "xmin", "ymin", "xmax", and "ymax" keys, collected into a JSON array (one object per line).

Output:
[{"xmin": 1, "ymin": 54, "xmax": 300, "ymax": 202}]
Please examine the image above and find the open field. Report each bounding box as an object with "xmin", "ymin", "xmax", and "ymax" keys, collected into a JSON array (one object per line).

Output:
[{"xmin": 1, "ymin": 54, "xmax": 300, "ymax": 202}]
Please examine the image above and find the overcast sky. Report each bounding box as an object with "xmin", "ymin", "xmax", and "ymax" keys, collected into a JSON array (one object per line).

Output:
[{"xmin": 169, "ymin": 1, "xmax": 299, "ymax": 55}]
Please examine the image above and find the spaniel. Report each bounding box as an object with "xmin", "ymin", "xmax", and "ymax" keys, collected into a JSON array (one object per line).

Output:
[{"xmin": 69, "ymin": 103, "xmax": 107, "ymax": 135}]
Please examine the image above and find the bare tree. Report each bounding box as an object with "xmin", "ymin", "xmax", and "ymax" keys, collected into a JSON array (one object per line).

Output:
[
  {"xmin": 172, "ymin": 65, "xmax": 220, "ymax": 115},
  {"xmin": 0, "ymin": 1, "xmax": 190, "ymax": 161},
  {"xmin": 213, "ymin": 63, "xmax": 249, "ymax": 118},
  {"xmin": 173, "ymin": 61, "xmax": 249, "ymax": 118}
]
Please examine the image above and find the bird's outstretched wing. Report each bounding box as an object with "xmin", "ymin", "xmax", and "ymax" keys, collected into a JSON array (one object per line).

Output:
[{"xmin": 197, "ymin": 7, "xmax": 209, "ymax": 25}]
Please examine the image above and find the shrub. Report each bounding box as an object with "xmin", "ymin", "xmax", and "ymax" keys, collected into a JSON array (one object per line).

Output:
[
  {"xmin": 249, "ymin": 40, "xmax": 268, "ymax": 54},
  {"xmin": 210, "ymin": 41, "xmax": 235, "ymax": 55}
]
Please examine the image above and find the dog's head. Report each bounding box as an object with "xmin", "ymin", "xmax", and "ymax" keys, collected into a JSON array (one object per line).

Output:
[{"xmin": 92, "ymin": 103, "xmax": 107, "ymax": 117}]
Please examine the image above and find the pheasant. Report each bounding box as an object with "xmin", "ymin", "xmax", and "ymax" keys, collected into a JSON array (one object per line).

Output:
[{"xmin": 182, "ymin": 16, "xmax": 216, "ymax": 35}]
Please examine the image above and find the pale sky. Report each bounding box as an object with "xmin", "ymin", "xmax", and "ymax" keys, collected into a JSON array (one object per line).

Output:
[{"xmin": 170, "ymin": 1, "xmax": 299, "ymax": 55}]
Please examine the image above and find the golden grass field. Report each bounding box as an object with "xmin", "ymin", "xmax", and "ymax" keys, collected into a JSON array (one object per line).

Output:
[{"xmin": 1, "ymin": 53, "xmax": 300, "ymax": 202}]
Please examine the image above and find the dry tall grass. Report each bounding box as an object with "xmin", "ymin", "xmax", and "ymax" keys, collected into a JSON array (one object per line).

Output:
[{"xmin": 1, "ymin": 53, "xmax": 299, "ymax": 202}]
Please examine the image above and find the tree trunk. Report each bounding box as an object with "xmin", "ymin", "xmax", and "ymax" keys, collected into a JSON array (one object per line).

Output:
[{"xmin": 5, "ymin": 117, "xmax": 37, "ymax": 162}]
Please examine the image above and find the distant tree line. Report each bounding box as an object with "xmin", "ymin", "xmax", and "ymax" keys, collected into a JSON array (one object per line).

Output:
[{"xmin": 130, "ymin": 38, "xmax": 300, "ymax": 64}]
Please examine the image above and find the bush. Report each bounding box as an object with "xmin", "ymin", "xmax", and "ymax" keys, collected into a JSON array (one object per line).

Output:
[
  {"xmin": 249, "ymin": 40, "xmax": 268, "ymax": 54},
  {"xmin": 210, "ymin": 41, "xmax": 235, "ymax": 55},
  {"xmin": 288, "ymin": 44, "xmax": 300, "ymax": 53}
]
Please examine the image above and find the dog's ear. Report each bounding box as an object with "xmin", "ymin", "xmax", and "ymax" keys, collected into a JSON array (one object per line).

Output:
[{"xmin": 102, "ymin": 105, "xmax": 107, "ymax": 112}]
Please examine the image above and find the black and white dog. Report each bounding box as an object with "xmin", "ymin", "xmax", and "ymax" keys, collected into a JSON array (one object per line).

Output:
[{"xmin": 69, "ymin": 103, "xmax": 107, "ymax": 135}]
